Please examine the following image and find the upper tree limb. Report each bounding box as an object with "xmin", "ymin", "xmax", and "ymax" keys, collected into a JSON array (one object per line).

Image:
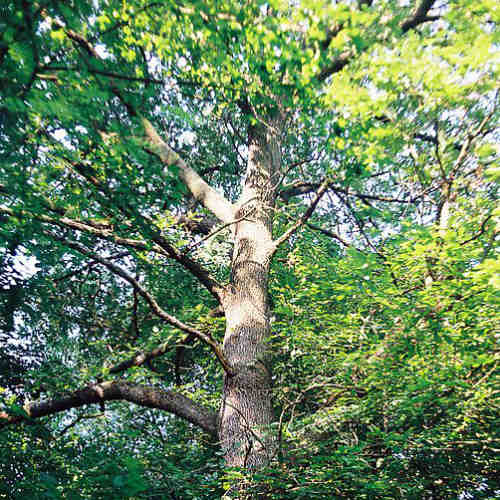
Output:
[
  {"xmin": 317, "ymin": 0, "xmax": 440, "ymax": 82},
  {"xmin": 0, "ymin": 205, "xmax": 224, "ymax": 302},
  {"xmin": 50, "ymin": 17, "xmax": 237, "ymax": 225},
  {"xmin": 48, "ymin": 233, "xmax": 233, "ymax": 375}
]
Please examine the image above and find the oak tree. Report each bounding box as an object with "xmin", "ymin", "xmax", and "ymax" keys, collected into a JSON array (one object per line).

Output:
[{"xmin": 1, "ymin": 0, "xmax": 498, "ymax": 498}]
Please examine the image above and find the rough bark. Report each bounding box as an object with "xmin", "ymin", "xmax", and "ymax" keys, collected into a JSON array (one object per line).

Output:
[{"xmin": 218, "ymin": 116, "xmax": 282, "ymax": 473}]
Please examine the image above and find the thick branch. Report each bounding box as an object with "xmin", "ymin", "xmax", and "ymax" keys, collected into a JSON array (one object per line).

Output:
[
  {"xmin": 174, "ymin": 214, "xmax": 217, "ymax": 235},
  {"xmin": 0, "ymin": 381, "xmax": 217, "ymax": 434},
  {"xmin": 317, "ymin": 50, "xmax": 352, "ymax": 82},
  {"xmin": 141, "ymin": 118, "xmax": 236, "ymax": 223}
]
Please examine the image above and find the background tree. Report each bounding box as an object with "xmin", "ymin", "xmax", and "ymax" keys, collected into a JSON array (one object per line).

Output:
[{"xmin": 1, "ymin": 0, "xmax": 498, "ymax": 498}]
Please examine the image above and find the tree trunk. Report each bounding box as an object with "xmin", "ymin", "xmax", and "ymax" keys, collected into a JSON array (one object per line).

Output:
[{"xmin": 219, "ymin": 117, "xmax": 282, "ymax": 476}]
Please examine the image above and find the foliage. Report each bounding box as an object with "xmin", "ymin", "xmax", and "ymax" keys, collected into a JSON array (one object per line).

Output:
[{"xmin": 1, "ymin": 0, "xmax": 499, "ymax": 498}]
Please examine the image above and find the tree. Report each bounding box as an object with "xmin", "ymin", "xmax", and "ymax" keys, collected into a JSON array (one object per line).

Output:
[{"xmin": 0, "ymin": 0, "xmax": 498, "ymax": 498}]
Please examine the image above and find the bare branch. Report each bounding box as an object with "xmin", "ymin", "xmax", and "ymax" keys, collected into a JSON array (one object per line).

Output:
[
  {"xmin": 306, "ymin": 222, "xmax": 361, "ymax": 251},
  {"xmin": 182, "ymin": 211, "xmax": 255, "ymax": 254},
  {"xmin": 0, "ymin": 381, "xmax": 217, "ymax": 434},
  {"xmin": 460, "ymin": 214, "xmax": 496, "ymax": 246},
  {"xmin": 280, "ymin": 182, "xmax": 415, "ymax": 204},
  {"xmin": 452, "ymin": 99, "xmax": 499, "ymax": 174}
]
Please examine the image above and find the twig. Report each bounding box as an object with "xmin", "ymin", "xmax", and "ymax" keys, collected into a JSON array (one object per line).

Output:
[
  {"xmin": 306, "ymin": 222, "xmax": 362, "ymax": 251},
  {"xmin": 182, "ymin": 210, "xmax": 256, "ymax": 254},
  {"xmin": 460, "ymin": 214, "xmax": 495, "ymax": 246},
  {"xmin": 272, "ymin": 179, "xmax": 330, "ymax": 252},
  {"xmin": 59, "ymin": 412, "xmax": 104, "ymax": 436}
]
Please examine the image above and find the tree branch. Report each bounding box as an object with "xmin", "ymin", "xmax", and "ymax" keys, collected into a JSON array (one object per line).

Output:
[
  {"xmin": 272, "ymin": 179, "xmax": 330, "ymax": 252},
  {"xmin": 174, "ymin": 214, "xmax": 217, "ymax": 236},
  {"xmin": 49, "ymin": 233, "xmax": 233, "ymax": 375},
  {"xmin": 182, "ymin": 211, "xmax": 254, "ymax": 254},
  {"xmin": 52, "ymin": 20, "xmax": 236, "ymax": 225},
  {"xmin": 306, "ymin": 222, "xmax": 361, "ymax": 251},
  {"xmin": 0, "ymin": 381, "xmax": 217, "ymax": 434},
  {"xmin": 0, "ymin": 206, "xmax": 152, "ymax": 250},
  {"xmin": 317, "ymin": 50, "xmax": 352, "ymax": 82},
  {"xmin": 0, "ymin": 201, "xmax": 224, "ymax": 302},
  {"xmin": 452, "ymin": 100, "xmax": 498, "ymax": 175},
  {"xmin": 106, "ymin": 333, "xmax": 191, "ymax": 376},
  {"xmin": 141, "ymin": 118, "xmax": 236, "ymax": 223},
  {"xmin": 280, "ymin": 182, "xmax": 415, "ymax": 204},
  {"xmin": 460, "ymin": 214, "xmax": 495, "ymax": 246},
  {"xmin": 400, "ymin": 0, "xmax": 440, "ymax": 33},
  {"xmin": 317, "ymin": 0, "xmax": 439, "ymax": 81}
]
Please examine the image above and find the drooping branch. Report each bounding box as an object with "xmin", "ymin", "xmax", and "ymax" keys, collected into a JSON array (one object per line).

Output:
[
  {"xmin": 0, "ymin": 381, "xmax": 217, "ymax": 434},
  {"xmin": 49, "ymin": 233, "xmax": 233, "ymax": 374}
]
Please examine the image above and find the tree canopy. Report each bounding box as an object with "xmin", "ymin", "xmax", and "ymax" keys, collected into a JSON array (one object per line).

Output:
[{"xmin": 0, "ymin": 0, "xmax": 499, "ymax": 498}]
